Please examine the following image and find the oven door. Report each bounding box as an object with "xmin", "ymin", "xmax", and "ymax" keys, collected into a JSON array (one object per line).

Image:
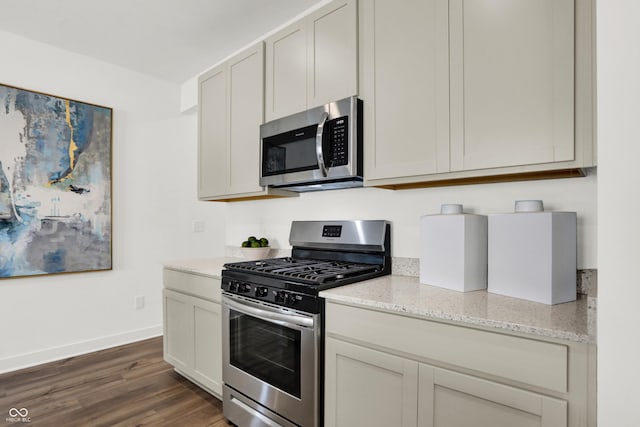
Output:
[{"xmin": 222, "ymin": 292, "xmax": 320, "ymax": 427}]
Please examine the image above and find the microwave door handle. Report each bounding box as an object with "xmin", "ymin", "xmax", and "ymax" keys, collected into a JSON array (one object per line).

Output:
[{"xmin": 315, "ymin": 112, "xmax": 329, "ymax": 177}]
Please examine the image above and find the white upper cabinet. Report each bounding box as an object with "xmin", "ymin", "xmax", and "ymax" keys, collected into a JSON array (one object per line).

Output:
[
  {"xmin": 199, "ymin": 0, "xmax": 595, "ymax": 195},
  {"xmin": 265, "ymin": 22, "xmax": 308, "ymax": 121},
  {"xmin": 198, "ymin": 42, "xmax": 296, "ymax": 201},
  {"xmin": 360, "ymin": 0, "xmax": 450, "ymax": 181},
  {"xmin": 449, "ymin": 0, "xmax": 575, "ymax": 171},
  {"xmin": 307, "ymin": 0, "xmax": 358, "ymax": 108},
  {"xmin": 227, "ymin": 45, "xmax": 266, "ymax": 195},
  {"xmin": 362, "ymin": 0, "xmax": 595, "ymax": 188},
  {"xmin": 265, "ymin": 0, "xmax": 358, "ymax": 121},
  {"xmin": 198, "ymin": 65, "xmax": 227, "ymax": 199}
]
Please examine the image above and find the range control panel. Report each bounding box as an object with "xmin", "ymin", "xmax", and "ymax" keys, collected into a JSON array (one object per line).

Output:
[
  {"xmin": 322, "ymin": 225, "xmax": 343, "ymax": 238},
  {"xmin": 221, "ymin": 276, "xmax": 320, "ymax": 314}
]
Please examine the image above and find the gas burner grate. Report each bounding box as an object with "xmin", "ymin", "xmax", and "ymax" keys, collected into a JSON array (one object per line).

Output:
[{"xmin": 226, "ymin": 257, "xmax": 381, "ymax": 283}]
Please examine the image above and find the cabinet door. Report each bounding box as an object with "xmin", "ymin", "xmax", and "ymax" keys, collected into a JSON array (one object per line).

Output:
[
  {"xmin": 227, "ymin": 43, "xmax": 265, "ymax": 195},
  {"xmin": 449, "ymin": 0, "xmax": 575, "ymax": 171},
  {"xmin": 162, "ymin": 289, "xmax": 194, "ymax": 373},
  {"xmin": 307, "ymin": 0, "xmax": 358, "ymax": 108},
  {"xmin": 325, "ymin": 337, "xmax": 418, "ymax": 427},
  {"xmin": 192, "ymin": 298, "xmax": 223, "ymax": 396},
  {"xmin": 418, "ymin": 365, "xmax": 567, "ymax": 427},
  {"xmin": 198, "ymin": 65, "xmax": 227, "ymax": 199},
  {"xmin": 265, "ymin": 22, "xmax": 307, "ymax": 121},
  {"xmin": 360, "ymin": 0, "xmax": 450, "ymax": 182}
]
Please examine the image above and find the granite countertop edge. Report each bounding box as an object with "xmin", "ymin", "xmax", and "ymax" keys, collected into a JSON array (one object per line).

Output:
[
  {"xmin": 162, "ymin": 257, "xmax": 240, "ymax": 279},
  {"xmin": 320, "ymin": 275, "xmax": 595, "ymax": 344},
  {"xmin": 162, "ymin": 248, "xmax": 292, "ymax": 278}
]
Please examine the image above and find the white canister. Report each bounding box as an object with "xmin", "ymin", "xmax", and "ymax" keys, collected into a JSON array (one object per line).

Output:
[
  {"xmin": 488, "ymin": 200, "xmax": 577, "ymax": 305},
  {"xmin": 419, "ymin": 204, "xmax": 487, "ymax": 292}
]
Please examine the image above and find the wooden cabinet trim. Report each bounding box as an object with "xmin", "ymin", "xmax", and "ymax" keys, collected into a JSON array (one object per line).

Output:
[{"xmin": 370, "ymin": 168, "xmax": 587, "ymax": 190}]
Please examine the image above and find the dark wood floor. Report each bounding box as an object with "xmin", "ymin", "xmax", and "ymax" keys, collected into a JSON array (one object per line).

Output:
[{"xmin": 0, "ymin": 337, "xmax": 231, "ymax": 426}]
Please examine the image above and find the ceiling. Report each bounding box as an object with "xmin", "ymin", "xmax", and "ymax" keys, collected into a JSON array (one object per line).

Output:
[{"xmin": 0, "ymin": 0, "xmax": 323, "ymax": 83}]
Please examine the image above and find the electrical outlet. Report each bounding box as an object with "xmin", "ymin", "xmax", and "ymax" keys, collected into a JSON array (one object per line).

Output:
[
  {"xmin": 135, "ymin": 296, "xmax": 145, "ymax": 310},
  {"xmin": 192, "ymin": 220, "xmax": 205, "ymax": 233}
]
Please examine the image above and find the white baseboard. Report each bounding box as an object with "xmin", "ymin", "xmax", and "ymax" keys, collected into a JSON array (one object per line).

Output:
[{"xmin": 0, "ymin": 325, "xmax": 163, "ymax": 374}]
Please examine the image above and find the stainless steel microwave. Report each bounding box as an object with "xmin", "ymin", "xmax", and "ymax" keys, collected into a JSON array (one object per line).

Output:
[{"xmin": 260, "ymin": 96, "xmax": 363, "ymax": 192}]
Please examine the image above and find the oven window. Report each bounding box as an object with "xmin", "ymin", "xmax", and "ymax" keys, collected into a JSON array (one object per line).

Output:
[{"xmin": 229, "ymin": 309, "xmax": 302, "ymax": 398}]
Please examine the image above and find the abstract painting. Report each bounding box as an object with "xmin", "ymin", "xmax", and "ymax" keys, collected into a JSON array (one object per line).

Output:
[{"xmin": 0, "ymin": 83, "xmax": 112, "ymax": 278}]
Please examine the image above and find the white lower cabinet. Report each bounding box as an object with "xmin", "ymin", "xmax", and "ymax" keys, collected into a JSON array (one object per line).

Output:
[
  {"xmin": 325, "ymin": 337, "xmax": 418, "ymax": 427},
  {"xmin": 324, "ymin": 301, "xmax": 594, "ymax": 427},
  {"xmin": 325, "ymin": 338, "xmax": 567, "ymax": 427},
  {"xmin": 419, "ymin": 365, "xmax": 566, "ymax": 427},
  {"xmin": 163, "ymin": 270, "xmax": 222, "ymax": 397}
]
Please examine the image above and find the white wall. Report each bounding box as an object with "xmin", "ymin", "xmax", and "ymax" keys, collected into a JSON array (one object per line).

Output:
[
  {"xmin": 226, "ymin": 172, "xmax": 597, "ymax": 268},
  {"xmin": 597, "ymin": 1, "xmax": 640, "ymax": 426},
  {"xmin": 0, "ymin": 30, "xmax": 225, "ymax": 373}
]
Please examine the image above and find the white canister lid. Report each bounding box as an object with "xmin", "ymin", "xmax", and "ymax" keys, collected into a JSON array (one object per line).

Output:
[
  {"xmin": 440, "ymin": 204, "xmax": 463, "ymax": 214},
  {"xmin": 514, "ymin": 200, "xmax": 544, "ymax": 213}
]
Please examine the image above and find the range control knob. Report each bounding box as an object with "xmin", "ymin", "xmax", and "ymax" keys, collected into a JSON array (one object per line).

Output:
[
  {"xmin": 254, "ymin": 287, "xmax": 269, "ymax": 298},
  {"xmin": 286, "ymin": 294, "xmax": 298, "ymax": 306},
  {"xmin": 275, "ymin": 291, "xmax": 300, "ymax": 306},
  {"xmin": 275, "ymin": 291, "xmax": 288, "ymax": 304},
  {"xmin": 228, "ymin": 281, "xmax": 238, "ymax": 292},
  {"xmin": 238, "ymin": 283, "xmax": 251, "ymax": 293}
]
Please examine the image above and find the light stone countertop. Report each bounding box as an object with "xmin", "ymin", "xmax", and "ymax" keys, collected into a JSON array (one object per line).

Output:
[
  {"xmin": 320, "ymin": 274, "xmax": 594, "ymax": 344},
  {"xmin": 162, "ymin": 247, "xmax": 293, "ymax": 279},
  {"xmin": 163, "ymin": 257, "xmax": 594, "ymax": 344},
  {"xmin": 162, "ymin": 257, "xmax": 241, "ymax": 279}
]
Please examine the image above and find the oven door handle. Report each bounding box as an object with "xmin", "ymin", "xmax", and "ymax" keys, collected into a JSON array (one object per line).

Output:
[{"xmin": 223, "ymin": 296, "xmax": 314, "ymax": 329}]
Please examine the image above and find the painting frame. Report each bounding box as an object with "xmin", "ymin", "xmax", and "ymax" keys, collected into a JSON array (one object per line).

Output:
[{"xmin": 0, "ymin": 82, "xmax": 113, "ymax": 279}]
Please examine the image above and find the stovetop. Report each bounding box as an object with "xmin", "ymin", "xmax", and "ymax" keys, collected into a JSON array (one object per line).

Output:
[
  {"xmin": 221, "ymin": 220, "xmax": 391, "ymax": 313},
  {"xmin": 221, "ymin": 257, "xmax": 388, "ymax": 313},
  {"xmin": 224, "ymin": 257, "xmax": 382, "ymax": 284}
]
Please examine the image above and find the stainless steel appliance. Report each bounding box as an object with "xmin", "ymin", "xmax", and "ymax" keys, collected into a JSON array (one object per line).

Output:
[
  {"xmin": 259, "ymin": 96, "xmax": 363, "ymax": 192},
  {"xmin": 222, "ymin": 220, "xmax": 391, "ymax": 427}
]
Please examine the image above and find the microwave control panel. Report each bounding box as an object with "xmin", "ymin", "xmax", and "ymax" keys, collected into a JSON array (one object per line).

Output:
[{"xmin": 327, "ymin": 116, "xmax": 348, "ymax": 167}]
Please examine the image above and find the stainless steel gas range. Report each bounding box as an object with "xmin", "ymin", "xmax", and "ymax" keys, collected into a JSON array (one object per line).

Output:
[{"xmin": 221, "ymin": 220, "xmax": 391, "ymax": 427}]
